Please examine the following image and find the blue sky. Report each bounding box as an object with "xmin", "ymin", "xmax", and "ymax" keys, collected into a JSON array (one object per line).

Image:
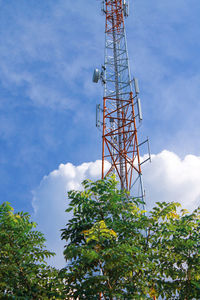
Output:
[
  {"xmin": 1, "ymin": 0, "xmax": 200, "ymax": 265},
  {"xmin": 0, "ymin": 0, "xmax": 104, "ymax": 212}
]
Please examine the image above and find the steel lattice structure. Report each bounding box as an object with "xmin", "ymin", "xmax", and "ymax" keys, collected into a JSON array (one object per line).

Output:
[{"xmin": 93, "ymin": 0, "xmax": 150, "ymax": 200}]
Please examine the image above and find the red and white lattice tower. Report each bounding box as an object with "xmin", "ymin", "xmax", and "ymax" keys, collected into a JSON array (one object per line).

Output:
[{"xmin": 93, "ymin": 0, "xmax": 150, "ymax": 201}]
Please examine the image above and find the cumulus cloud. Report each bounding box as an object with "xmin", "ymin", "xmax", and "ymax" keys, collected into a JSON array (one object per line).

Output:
[
  {"xmin": 32, "ymin": 151, "xmax": 200, "ymax": 268},
  {"xmin": 32, "ymin": 160, "xmax": 110, "ymax": 268},
  {"xmin": 143, "ymin": 150, "xmax": 200, "ymax": 211}
]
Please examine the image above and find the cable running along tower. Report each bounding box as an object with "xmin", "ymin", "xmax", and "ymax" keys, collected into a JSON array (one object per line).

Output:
[{"xmin": 93, "ymin": 0, "xmax": 150, "ymax": 200}]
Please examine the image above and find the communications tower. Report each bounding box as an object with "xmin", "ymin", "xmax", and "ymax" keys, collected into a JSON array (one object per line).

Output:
[{"xmin": 93, "ymin": 0, "xmax": 150, "ymax": 201}]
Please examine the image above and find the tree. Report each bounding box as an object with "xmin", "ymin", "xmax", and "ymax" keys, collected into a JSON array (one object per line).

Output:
[
  {"xmin": 61, "ymin": 176, "xmax": 155, "ymax": 298},
  {"xmin": 0, "ymin": 202, "xmax": 64, "ymax": 299},
  {"xmin": 149, "ymin": 202, "xmax": 200, "ymax": 299},
  {"xmin": 61, "ymin": 176, "xmax": 200, "ymax": 299}
]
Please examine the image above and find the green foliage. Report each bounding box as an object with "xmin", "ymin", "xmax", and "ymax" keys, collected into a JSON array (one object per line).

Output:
[
  {"xmin": 61, "ymin": 176, "xmax": 200, "ymax": 299},
  {"xmin": 149, "ymin": 202, "xmax": 200, "ymax": 299},
  {"xmin": 61, "ymin": 176, "xmax": 152, "ymax": 298},
  {"xmin": 1, "ymin": 176, "xmax": 198, "ymax": 299},
  {"xmin": 0, "ymin": 202, "xmax": 64, "ymax": 299}
]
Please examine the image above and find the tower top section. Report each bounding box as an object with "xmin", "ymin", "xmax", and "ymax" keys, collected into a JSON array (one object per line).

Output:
[{"xmin": 101, "ymin": 0, "xmax": 129, "ymax": 20}]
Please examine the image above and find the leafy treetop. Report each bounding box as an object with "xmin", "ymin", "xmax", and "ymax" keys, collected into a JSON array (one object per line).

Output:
[
  {"xmin": 0, "ymin": 202, "xmax": 64, "ymax": 299},
  {"xmin": 61, "ymin": 176, "xmax": 200, "ymax": 299}
]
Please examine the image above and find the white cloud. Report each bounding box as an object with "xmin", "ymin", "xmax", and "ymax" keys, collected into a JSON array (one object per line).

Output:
[
  {"xmin": 32, "ymin": 150, "xmax": 200, "ymax": 268},
  {"xmin": 143, "ymin": 150, "xmax": 200, "ymax": 211},
  {"xmin": 32, "ymin": 160, "xmax": 110, "ymax": 268}
]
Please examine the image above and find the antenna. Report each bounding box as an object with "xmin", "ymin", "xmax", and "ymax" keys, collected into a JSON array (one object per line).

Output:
[
  {"xmin": 123, "ymin": 0, "xmax": 129, "ymax": 18},
  {"xmin": 134, "ymin": 78, "xmax": 140, "ymax": 95},
  {"xmin": 137, "ymin": 98, "xmax": 143, "ymax": 122},
  {"xmin": 93, "ymin": 0, "xmax": 150, "ymax": 200},
  {"xmin": 92, "ymin": 69, "xmax": 100, "ymax": 83}
]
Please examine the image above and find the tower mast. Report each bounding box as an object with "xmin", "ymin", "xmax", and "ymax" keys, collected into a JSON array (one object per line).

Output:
[{"xmin": 93, "ymin": 0, "xmax": 150, "ymax": 200}]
